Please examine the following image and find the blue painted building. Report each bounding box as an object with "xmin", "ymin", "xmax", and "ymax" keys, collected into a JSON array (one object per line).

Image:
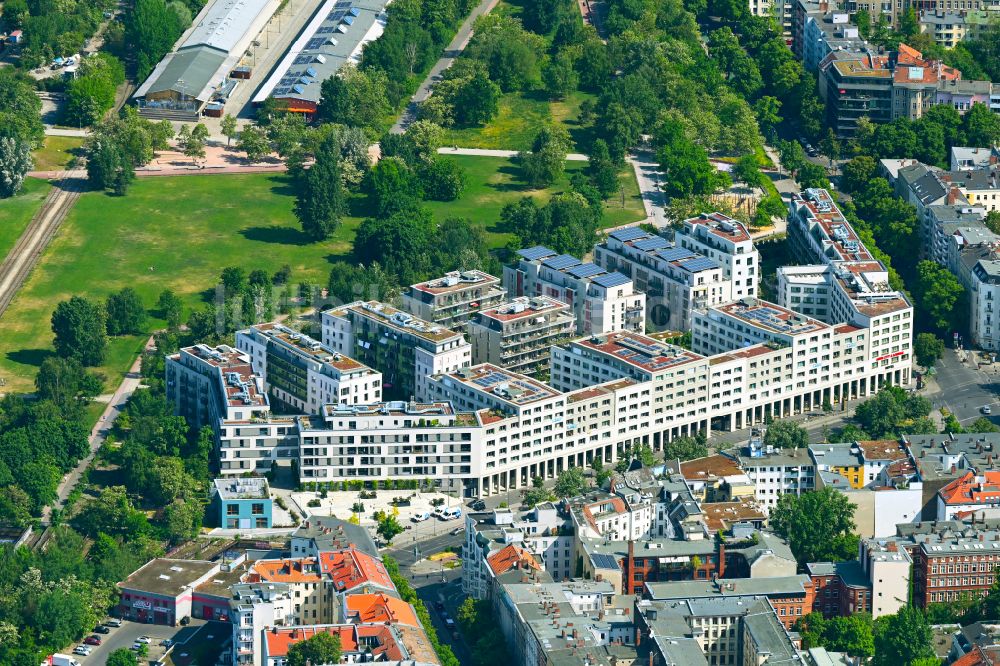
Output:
[{"xmin": 210, "ymin": 477, "xmax": 273, "ymax": 529}]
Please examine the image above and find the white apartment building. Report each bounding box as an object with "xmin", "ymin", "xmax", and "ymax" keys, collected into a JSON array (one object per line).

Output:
[
  {"xmin": 235, "ymin": 322, "xmax": 382, "ymax": 414},
  {"xmin": 296, "ymin": 401, "xmax": 480, "ymax": 493},
  {"xmin": 503, "ymin": 246, "xmax": 646, "ymax": 335},
  {"xmin": 402, "ymin": 270, "xmax": 506, "ymax": 331},
  {"xmin": 230, "ymin": 582, "xmax": 294, "ymax": 666},
  {"xmin": 468, "ymin": 296, "xmax": 575, "ymax": 374},
  {"xmin": 675, "ymin": 213, "xmax": 759, "ymax": 301},
  {"xmin": 957, "ymin": 242, "xmax": 1000, "ymax": 350},
  {"xmin": 320, "ymin": 301, "xmax": 471, "ymax": 401},
  {"xmin": 593, "ymin": 226, "xmax": 735, "ymax": 332},
  {"xmin": 734, "ymin": 432, "xmax": 816, "ymax": 512},
  {"xmin": 166, "ymin": 344, "xmax": 271, "ymax": 429},
  {"xmin": 782, "ymin": 189, "xmax": 913, "ymax": 368}
]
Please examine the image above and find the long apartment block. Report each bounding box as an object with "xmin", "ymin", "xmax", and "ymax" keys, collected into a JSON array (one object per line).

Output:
[
  {"xmin": 780, "ymin": 188, "xmax": 913, "ymax": 369},
  {"xmin": 593, "ymin": 224, "xmax": 748, "ymax": 332}
]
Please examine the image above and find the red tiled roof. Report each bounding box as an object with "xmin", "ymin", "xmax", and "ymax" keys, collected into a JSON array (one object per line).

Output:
[
  {"xmin": 953, "ymin": 645, "xmax": 1000, "ymax": 666},
  {"xmin": 248, "ymin": 558, "xmax": 322, "ymax": 583},
  {"xmin": 939, "ymin": 471, "xmax": 1000, "ymax": 506},
  {"xmin": 487, "ymin": 544, "xmax": 541, "ymax": 575},
  {"xmin": 319, "ymin": 548, "xmax": 393, "ymax": 592},
  {"xmin": 345, "ymin": 593, "xmax": 418, "ymax": 626}
]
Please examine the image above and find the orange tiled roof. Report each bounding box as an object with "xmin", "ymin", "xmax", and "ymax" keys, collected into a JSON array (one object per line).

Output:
[
  {"xmin": 939, "ymin": 471, "xmax": 1000, "ymax": 506},
  {"xmin": 248, "ymin": 558, "xmax": 323, "ymax": 584},
  {"xmin": 487, "ymin": 544, "xmax": 541, "ymax": 576},
  {"xmin": 953, "ymin": 646, "xmax": 1000, "ymax": 666},
  {"xmin": 319, "ymin": 548, "xmax": 393, "ymax": 592},
  {"xmin": 345, "ymin": 592, "xmax": 419, "ymax": 626},
  {"xmin": 264, "ymin": 625, "xmax": 358, "ymax": 658}
]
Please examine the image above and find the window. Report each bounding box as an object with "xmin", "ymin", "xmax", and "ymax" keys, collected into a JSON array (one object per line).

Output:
[
  {"xmin": 227, "ymin": 504, "xmax": 239, "ymax": 516},
  {"xmin": 252, "ymin": 503, "xmax": 265, "ymax": 515}
]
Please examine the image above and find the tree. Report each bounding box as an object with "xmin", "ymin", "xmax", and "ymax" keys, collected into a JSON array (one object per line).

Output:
[
  {"xmin": 295, "ymin": 136, "xmax": 347, "ymax": 241},
  {"xmin": 554, "ymin": 467, "xmax": 586, "ymax": 497},
  {"xmin": 354, "ymin": 209, "xmax": 434, "ymax": 285},
  {"xmin": 873, "ymin": 608, "xmax": 933, "ymax": 666},
  {"xmin": 376, "ymin": 513, "xmax": 404, "ymax": 543},
  {"xmin": 238, "ymin": 125, "xmax": 271, "ymax": 163},
  {"xmin": 157, "ymin": 289, "xmax": 183, "ymax": 329},
  {"xmin": 366, "ymin": 156, "xmax": 423, "ymax": 217},
  {"xmin": 854, "ymin": 386, "xmax": 932, "ymax": 439},
  {"xmin": 657, "ymin": 120, "xmax": 730, "ymax": 198},
  {"xmin": 221, "ymin": 114, "xmax": 238, "ymax": 147},
  {"xmin": 127, "ymin": 0, "xmax": 184, "ymax": 81},
  {"xmin": 770, "ymin": 487, "xmax": 858, "ymax": 566},
  {"xmin": 72, "ymin": 486, "xmax": 149, "ymax": 539},
  {"xmin": 663, "ymin": 435, "xmax": 708, "ymax": 462},
  {"xmin": 519, "ymin": 127, "xmax": 570, "ymax": 188},
  {"xmin": 590, "ymin": 457, "xmax": 612, "ymax": 488},
  {"xmin": 51, "ymin": 296, "xmax": 109, "ymax": 366},
  {"xmin": 914, "ymin": 333, "xmax": 944, "ymax": 368},
  {"xmin": 825, "ymin": 614, "xmax": 875, "ymax": 658},
  {"xmin": 523, "ymin": 476, "xmax": 554, "ymax": 507},
  {"xmin": 732, "ymin": 154, "xmax": 764, "ymax": 190},
  {"xmin": 162, "ymin": 497, "xmax": 204, "ymax": 543},
  {"xmin": 840, "ymin": 156, "xmax": 877, "ymax": 194},
  {"xmin": 588, "ymin": 139, "xmax": 619, "ymax": 199},
  {"xmin": 105, "ymin": 287, "xmax": 147, "ymax": 336},
  {"xmin": 764, "ymin": 419, "xmax": 808, "ymax": 449},
  {"xmin": 542, "ymin": 50, "xmax": 578, "ymax": 100},
  {"xmin": 0, "ymin": 136, "xmax": 32, "ymax": 198},
  {"xmin": 418, "ymin": 158, "xmax": 466, "ymax": 201},
  {"xmin": 105, "ymin": 649, "xmax": 138, "ymax": 666},
  {"xmin": 985, "ymin": 210, "xmax": 1000, "ymax": 236},
  {"xmin": 0, "ymin": 486, "xmax": 33, "ymax": 528},
  {"xmin": 316, "ymin": 64, "xmax": 391, "ymax": 138},
  {"xmin": 179, "ymin": 123, "xmax": 208, "ymax": 166},
  {"xmin": 914, "ymin": 260, "xmax": 965, "ymax": 333}
]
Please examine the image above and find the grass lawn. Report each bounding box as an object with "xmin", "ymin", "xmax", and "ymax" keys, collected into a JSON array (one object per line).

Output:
[
  {"xmin": 0, "ymin": 178, "xmax": 52, "ymax": 261},
  {"xmin": 0, "ymin": 157, "xmax": 645, "ymax": 393},
  {"xmin": 31, "ymin": 136, "xmax": 86, "ymax": 171}
]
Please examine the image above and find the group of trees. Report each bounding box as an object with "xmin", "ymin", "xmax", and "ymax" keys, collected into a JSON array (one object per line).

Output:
[
  {"xmin": 85, "ymin": 108, "xmax": 174, "ymax": 194},
  {"xmin": 499, "ymin": 186, "xmax": 602, "ymax": 258},
  {"xmin": 796, "ymin": 607, "xmax": 935, "ymax": 666},
  {"xmin": 0, "ymin": 69, "xmax": 44, "ymax": 197},
  {"xmin": 51, "ymin": 287, "xmax": 149, "ymax": 367},
  {"xmin": 3, "ymin": 0, "xmax": 113, "ymax": 68},
  {"xmin": 770, "ymin": 486, "xmax": 859, "ymax": 566},
  {"xmin": 64, "ymin": 52, "xmax": 125, "ymax": 127},
  {"xmin": 456, "ymin": 597, "xmax": 511, "ymax": 666},
  {"xmin": 127, "ymin": 0, "xmax": 196, "ymax": 82}
]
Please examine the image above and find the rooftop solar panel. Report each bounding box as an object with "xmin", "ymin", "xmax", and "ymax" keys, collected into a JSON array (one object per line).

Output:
[
  {"xmin": 565, "ymin": 262, "xmax": 605, "ymax": 279},
  {"xmin": 306, "ymin": 37, "xmax": 325, "ymax": 49},
  {"xmin": 293, "ymin": 54, "xmax": 312, "ymax": 65},
  {"xmin": 656, "ymin": 247, "xmax": 696, "ymax": 262},
  {"xmin": 517, "ymin": 246, "xmax": 556, "ymax": 261},
  {"xmin": 678, "ymin": 256, "xmax": 719, "ymax": 272},
  {"xmin": 609, "ymin": 227, "xmax": 648, "ymax": 242},
  {"xmin": 591, "ymin": 554, "xmax": 621, "ymax": 570},
  {"xmin": 542, "ymin": 254, "xmax": 582, "ymax": 271},
  {"xmin": 592, "ymin": 272, "xmax": 630, "ymax": 288},
  {"xmin": 633, "ymin": 236, "xmax": 670, "ymax": 252}
]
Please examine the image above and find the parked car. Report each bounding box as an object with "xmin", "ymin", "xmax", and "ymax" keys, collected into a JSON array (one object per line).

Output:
[
  {"xmin": 72, "ymin": 646, "xmax": 91, "ymax": 656},
  {"xmin": 83, "ymin": 636, "xmax": 101, "ymax": 645},
  {"xmin": 445, "ymin": 618, "xmax": 456, "ymax": 630},
  {"xmin": 434, "ymin": 601, "xmax": 445, "ymax": 611},
  {"xmin": 450, "ymin": 527, "xmax": 463, "ymax": 536},
  {"xmin": 983, "ymin": 405, "xmax": 992, "ymax": 415},
  {"xmin": 137, "ymin": 636, "xmax": 152, "ymax": 644},
  {"xmin": 469, "ymin": 499, "xmax": 486, "ymax": 511},
  {"xmin": 105, "ymin": 618, "xmax": 122, "ymax": 628},
  {"xmin": 93, "ymin": 625, "xmax": 110, "ymax": 634},
  {"xmin": 412, "ymin": 512, "xmax": 430, "ymax": 522},
  {"xmin": 160, "ymin": 639, "xmax": 174, "ymax": 647}
]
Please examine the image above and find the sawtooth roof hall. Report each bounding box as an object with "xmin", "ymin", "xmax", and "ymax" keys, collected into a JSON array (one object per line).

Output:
[{"xmin": 134, "ymin": 0, "xmax": 280, "ymax": 117}]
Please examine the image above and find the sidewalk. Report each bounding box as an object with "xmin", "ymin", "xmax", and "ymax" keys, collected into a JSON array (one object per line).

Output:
[{"xmin": 436, "ymin": 146, "xmax": 589, "ymax": 160}]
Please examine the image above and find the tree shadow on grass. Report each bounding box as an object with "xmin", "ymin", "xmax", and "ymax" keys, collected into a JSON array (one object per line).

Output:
[
  {"xmin": 6, "ymin": 348, "xmax": 55, "ymax": 369},
  {"xmin": 267, "ymin": 174, "xmax": 298, "ymax": 198},
  {"xmin": 487, "ymin": 164, "xmax": 531, "ymax": 193},
  {"xmin": 240, "ymin": 225, "xmax": 314, "ymax": 246}
]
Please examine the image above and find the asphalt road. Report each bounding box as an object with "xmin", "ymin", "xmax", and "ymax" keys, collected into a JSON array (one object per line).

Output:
[{"xmin": 930, "ymin": 347, "xmax": 1000, "ymax": 425}]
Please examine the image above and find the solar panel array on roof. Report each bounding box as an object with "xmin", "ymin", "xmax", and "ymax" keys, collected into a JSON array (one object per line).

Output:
[
  {"xmin": 518, "ymin": 246, "xmax": 557, "ymax": 261},
  {"xmin": 306, "ymin": 37, "xmax": 325, "ymax": 49},
  {"xmin": 612, "ymin": 336, "xmax": 693, "ymax": 372},
  {"xmin": 657, "ymin": 247, "xmax": 696, "ymax": 263},
  {"xmin": 610, "ymin": 227, "xmax": 648, "ymax": 242},
  {"xmin": 591, "ymin": 554, "xmax": 621, "ymax": 570},
  {"xmin": 678, "ymin": 257, "xmax": 719, "ymax": 273},
  {"xmin": 592, "ymin": 272, "xmax": 631, "ymax": 289},
  {"xmin": 543, "ymin": 254, "xmax": 582, "ymax": 271},
  {"xmin": 633, "ymin": 236, "xmax": 670, "ymax": 252},
  {"xmin": 566, "ymin": 262, "xmax": 605, "ymax": 279}
]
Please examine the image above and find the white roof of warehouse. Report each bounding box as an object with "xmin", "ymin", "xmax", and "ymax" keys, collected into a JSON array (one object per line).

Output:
[{"xmin": 183, "ymin": 0, "xmax": 276, "ymax": 53}]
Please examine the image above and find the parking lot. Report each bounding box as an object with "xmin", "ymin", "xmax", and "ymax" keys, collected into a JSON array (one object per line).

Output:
[{"xmin": 66, "ymin": 619, "xmax": 212, "ymax": 665}]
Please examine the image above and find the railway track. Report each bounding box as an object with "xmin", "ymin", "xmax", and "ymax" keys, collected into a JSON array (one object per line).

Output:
[{"xmin": 0, "ymin": 171, "xmax": 85, "ymax": 319}]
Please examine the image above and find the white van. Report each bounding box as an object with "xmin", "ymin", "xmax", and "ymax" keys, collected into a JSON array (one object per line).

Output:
[
  {"xmin": 442, "ymin": 508, "xmax": 462, "ymax": 521},
  {"xmin": 412, "ymin": 512, "xmax": 430, "ymax": 522}
]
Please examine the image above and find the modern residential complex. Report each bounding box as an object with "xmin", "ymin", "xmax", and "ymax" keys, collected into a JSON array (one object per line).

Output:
[{"xmin": 504, "ymin": 246, "xmax": 647, "ymax": 335}]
